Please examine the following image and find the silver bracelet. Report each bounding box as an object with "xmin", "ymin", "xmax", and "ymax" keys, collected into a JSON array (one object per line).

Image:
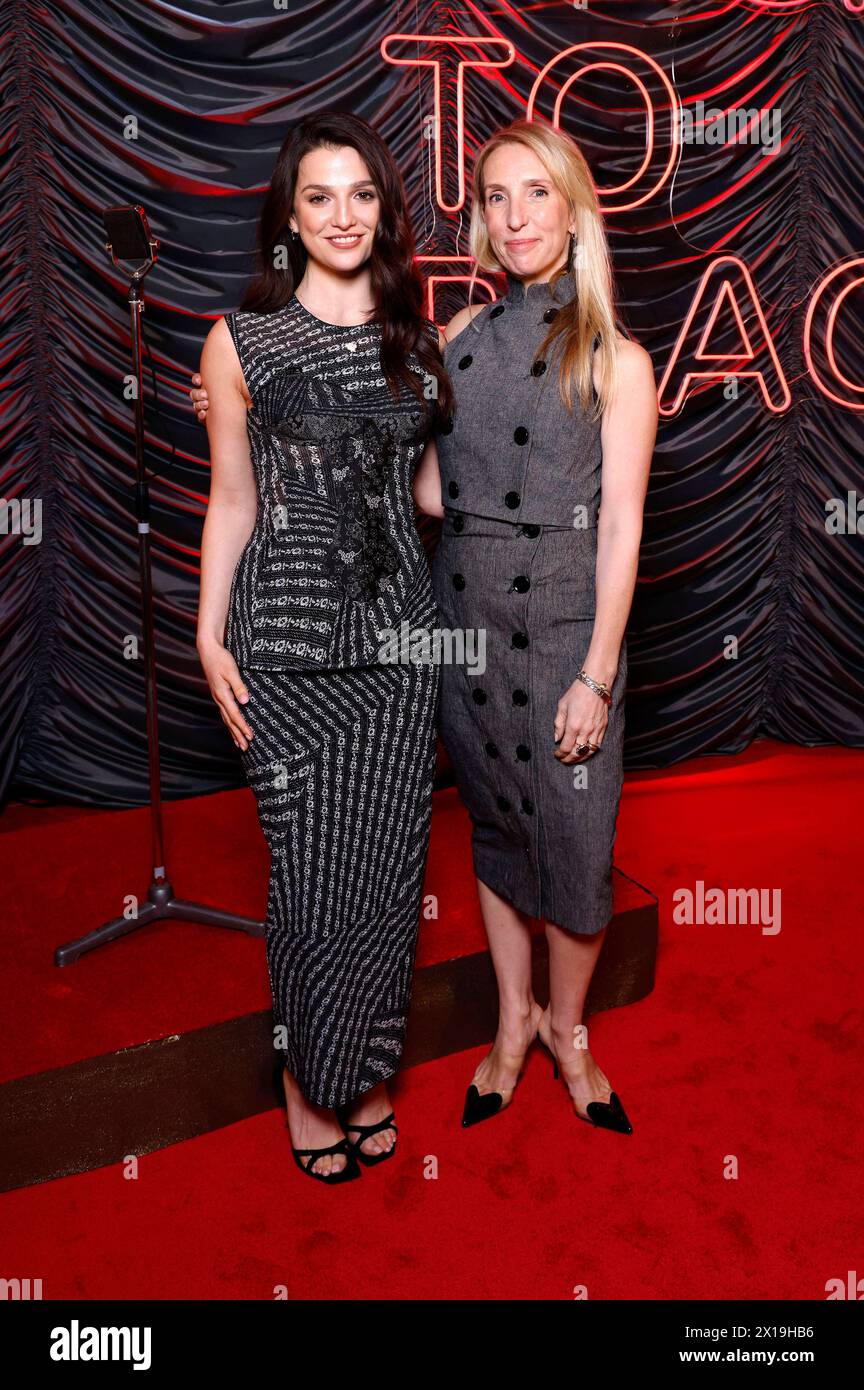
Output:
[{"xmin": 576, "ymin": 669, "xmax": 612, "ymax": 707}]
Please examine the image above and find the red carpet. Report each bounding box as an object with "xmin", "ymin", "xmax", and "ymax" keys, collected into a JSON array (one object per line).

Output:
[
  {"xmin": 2, "ymin": 739, "xmax": 862, "ymax": 1299},
  {"xmin": 0, "ymin": 783, "xmax": 643, "ymax": 1082}
]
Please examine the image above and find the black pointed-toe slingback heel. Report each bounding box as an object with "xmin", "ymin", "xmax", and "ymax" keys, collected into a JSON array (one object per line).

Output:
[{"xmin": 548, "ymin": 1054, "xmax": 633, "ymax": 1135}]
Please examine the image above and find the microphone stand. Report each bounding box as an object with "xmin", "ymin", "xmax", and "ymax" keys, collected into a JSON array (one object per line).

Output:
[{"xmin": 54, "ymin": 225, "xmax": 264, "ymax": 965}]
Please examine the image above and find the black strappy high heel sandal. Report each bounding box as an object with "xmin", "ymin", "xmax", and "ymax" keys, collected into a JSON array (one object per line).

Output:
[
  {"xmin": 287, "ymin": 1126, "xmax": 362, "ymax": 1184},
  {"xmin": 336, "ymin": 1107, "xmax": 399, "ymax": 1167}
]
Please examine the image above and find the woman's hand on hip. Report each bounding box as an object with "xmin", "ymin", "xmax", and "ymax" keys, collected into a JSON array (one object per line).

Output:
[
  {"xmin": 197, "ymin": 637, "xmax": 253, "ymax": 750},
  {"xmin": 553, "ymin": 679, "xmax": 608, "ymax": 763}
]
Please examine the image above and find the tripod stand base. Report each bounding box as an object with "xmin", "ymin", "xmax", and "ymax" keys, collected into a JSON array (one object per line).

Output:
[{"xmin": 54, "ymin": 878, "xmax": 265, "ymax": 966}]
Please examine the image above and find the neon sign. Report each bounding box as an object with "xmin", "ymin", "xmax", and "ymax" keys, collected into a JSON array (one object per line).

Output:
[
  {"xmin": 526, "ymin": 43, "xmax": 679, "ymax": 213},
  {"xmin": 657, "ymin": 257, "xmax": 792, "ymax": 416},
  {"xmin": 380, "ymin": 34, "xmax": 515, "ymax": 213},
  {"xmin": 382, "ymin": 28, "xmax": 862, "ymax": 410}
]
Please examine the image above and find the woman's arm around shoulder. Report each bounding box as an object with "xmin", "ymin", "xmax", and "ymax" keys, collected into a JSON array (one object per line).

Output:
[
  {"xmin": 411, "ymin": 300, "xmax": 494, "ymax": 518},
  {"xmin": 412, "ymin": 435, "xmax": 444, "ymax": 518},
  {"xmin": 191, "ymin": 316, "xmax": 253, "ymax": 421},
  {"xmin": 200, "ymin": 318, "xmax": 253, "ymax": 415}
]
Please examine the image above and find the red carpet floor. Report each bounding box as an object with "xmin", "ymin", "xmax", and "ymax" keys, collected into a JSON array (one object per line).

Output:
[{"xmin": 2, "ymin": 740, "xmax": 862, "ymax": 1300}]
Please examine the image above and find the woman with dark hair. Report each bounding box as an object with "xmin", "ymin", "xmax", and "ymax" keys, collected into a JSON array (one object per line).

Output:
[{"xmin": 194, "ymin": 111, "xmax": 451, "ymax": 1183}]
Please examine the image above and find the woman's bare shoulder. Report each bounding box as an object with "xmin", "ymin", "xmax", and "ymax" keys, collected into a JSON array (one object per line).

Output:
[
  {"xmin": 595, "ymin": 332, "xmax": 653, "ymax": 377},
  {"xmin": 617, "ymin": 332, "xmax": 651, "ymax": 362},
  {"xmin": 200, "ymin": 317, "xmax": 250, "ymax": 404},
  {"xmin": 201, "ymin": 315, "xmax": 236, "ymax": 356}
]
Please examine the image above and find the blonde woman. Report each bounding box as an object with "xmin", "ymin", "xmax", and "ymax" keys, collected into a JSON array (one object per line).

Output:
[{"xmin": 412, "ymin": 117, "xmax": 657, "ymax": 1132}]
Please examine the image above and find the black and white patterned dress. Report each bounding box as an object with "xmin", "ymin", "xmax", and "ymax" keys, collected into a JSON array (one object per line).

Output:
[{"xmin": 223, "ymin": 298, "xmax": 440, "ymax": 1109}]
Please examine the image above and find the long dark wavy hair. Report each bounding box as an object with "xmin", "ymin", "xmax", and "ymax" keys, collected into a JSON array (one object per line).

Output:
[{"xmin": 241, "ymin": 110, "xmax": 452, "ymax": 417}]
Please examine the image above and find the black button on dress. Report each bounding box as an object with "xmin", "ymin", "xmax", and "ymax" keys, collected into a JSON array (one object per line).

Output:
[{"xmin": 432, "ymin": 271, "xmax": 624, "ymax": 935}]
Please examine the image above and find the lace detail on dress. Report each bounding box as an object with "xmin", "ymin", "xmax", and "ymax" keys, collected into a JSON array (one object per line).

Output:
[
  {"xmin": 323, "ymin": 418, "xmax": 401, "ymax": 601},
  {"xmin": 225, "ymin": 299, "xmax": 436, "ymax": 669}
]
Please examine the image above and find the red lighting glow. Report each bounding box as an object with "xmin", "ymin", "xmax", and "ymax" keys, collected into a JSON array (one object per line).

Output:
[
  {"xmin": 380, "ymin": 33, "xmax": 515, "ymax": 213},
  {"xmin": 657, "ymin": 257, "xmax": 792, "ymax": 415},
  {"xmin": 527, "ymin": 43, "xmax": 680, "ymax": 212}
]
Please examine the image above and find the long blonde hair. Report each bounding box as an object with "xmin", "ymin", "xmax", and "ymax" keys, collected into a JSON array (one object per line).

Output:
[{"xmin": 468, "ymin": 118, "xmax": 624, "ymax": 419}]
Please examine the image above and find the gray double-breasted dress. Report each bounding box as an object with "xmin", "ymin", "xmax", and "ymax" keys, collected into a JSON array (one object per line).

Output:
[{"xmin": 431, "ymin": 271, "xmax": 626, "ymax": 936}]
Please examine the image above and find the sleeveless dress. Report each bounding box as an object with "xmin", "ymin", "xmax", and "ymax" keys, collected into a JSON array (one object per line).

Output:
[
  {"xmin": 432, "ymin": 271, "xmax": 626, "ymax": 936},
  {"xmin": 223, "ymin": 297, "xmax": 440, "ymax": 1109}
]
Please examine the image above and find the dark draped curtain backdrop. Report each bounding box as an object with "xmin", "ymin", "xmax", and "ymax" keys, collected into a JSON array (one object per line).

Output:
[{"xmin": 2, "ymin": 0, "xmax": 862, "ymax": 807}]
